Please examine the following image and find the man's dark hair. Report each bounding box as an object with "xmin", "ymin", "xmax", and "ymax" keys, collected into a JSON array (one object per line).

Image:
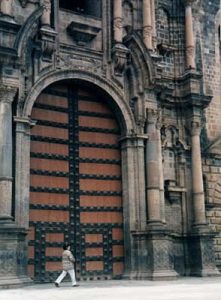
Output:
[{"xmin": 63, "ymin": 243, "xmax": 70, "ymax": 250}]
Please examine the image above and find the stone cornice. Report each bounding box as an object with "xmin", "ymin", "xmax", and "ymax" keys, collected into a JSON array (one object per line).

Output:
[{"xmin": 156, "ymin": 70, "xmax": 212, "ymax": 110}]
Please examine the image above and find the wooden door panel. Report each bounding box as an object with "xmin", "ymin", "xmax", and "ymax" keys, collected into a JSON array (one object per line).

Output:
[
  {"xmin": 31, "ymin": 141, "xmax": 69, "ymax": 155},
  {"xmin": 28, "ymin": 85, "xmax": 124, "ymax": 282}
]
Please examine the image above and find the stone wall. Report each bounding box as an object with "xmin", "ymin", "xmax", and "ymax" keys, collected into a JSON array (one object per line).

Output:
[
  {"xmin": 195, "ymin": 2, "xmax": 221, "ymax": 140},
  {"xmin": 203, "ymin": 156, "xmax": 221, "ymax": 270}
]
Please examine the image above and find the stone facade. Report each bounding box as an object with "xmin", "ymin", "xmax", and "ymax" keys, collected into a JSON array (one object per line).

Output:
[{"xmin": 0, "ymin": 0, "xmax": 221, "ymax": 288}]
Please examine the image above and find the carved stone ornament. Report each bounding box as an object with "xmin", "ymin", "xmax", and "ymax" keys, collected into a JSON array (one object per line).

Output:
[
  {"xmin": 39, "ymin": 27, "xmax": 56, "ymax": 62},
  {"xmin": 0, "ymin": 83, "xmax": 17, "ymax": 103},
  {"xmin": 111, "ymin": 43, "xmax": 130, "ymax": 76},
  {"xmin": 190, "ymin": 120, "xmax": 201, "ymax": 136},
  {"xmin": 114, "ymin": 17, "xmax": 123, "ymax": 30}
]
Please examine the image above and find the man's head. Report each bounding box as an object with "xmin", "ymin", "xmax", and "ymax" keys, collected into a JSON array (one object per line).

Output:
[{"xmin": 63, "ymin": 243, "xmax": 70, "ymax": 250}]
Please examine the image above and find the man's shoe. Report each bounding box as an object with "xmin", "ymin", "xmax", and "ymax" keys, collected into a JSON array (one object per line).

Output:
[
  {"xmin": 54, "ymin": 282, "xmax": 59, "ymax": 287},
  {"xmin": 72, "ymin": 284, "xmax": 79, "ymax": 287}
]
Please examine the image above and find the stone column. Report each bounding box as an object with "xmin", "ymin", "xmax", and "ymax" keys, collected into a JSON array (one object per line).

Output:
[
  {"xmin": 113, "ymin": 0, "xmax": 123, "ymax": 43},
  {"xmin": 136, "ymin": 135, "xmax": 147, "ymax": 231},
  {"xmin": 158, "ymin": 129, "xmax": 165, "ymax": 223},
  {"xmin": 145, "ymin": 109, "xmax": 163, "ymax": 225},
  {"xmin": 14, "ymin": 117, "xmax": 35, "ymax": 229},
  {"xmin": 120, "ymin": 136, "xmax": 137, "ymax": 278},
  {"xmin": 0, "ymin": 0, "xmax": 13, "ymax": 16},
  {"xmin": 0, "ymin": 85, "xmax": 32, "ymax": 288},
  {"xmin": 41, "ymin": 0, "xmax": 51, "ymax": 27},
  {"xmin": 151, "ymin": 0, "xmax": 157, "ymax": 50},
  {"xmin": 120, "ymin": 134, "xmax": 149, "ymax": 279},
  {"xmin": 143, "ymin": 0, "xmax": 152, "ymax": 50},
  {"xmin": 184, "ymin": 0, "xmax": 196, "ymax": 69},
  {"xmin": 186, "ymin": 118, "xmax": 220, "ymax": 277},
  {"xmin": 0, "ymin": 84, "xmax": 16, "ymax": 223},
  {"xmin": 190, "ymin": 121, "xmax": 206, "ymax": 227}
]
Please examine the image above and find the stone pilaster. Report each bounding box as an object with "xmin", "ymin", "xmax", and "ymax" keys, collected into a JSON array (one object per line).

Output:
[
  {"xmin": 120, "ymin": 135, "xmax": 137, "ymax": 278},
  {"xmin": 14, "ymin": 117, "xmax": 35, "ymax": 229},
  {"xmin": 158, "ymin": 127, "xmax": 165, "ymax": 223},
  {"xmin": 145, "ymin": 109, "xmax": 163, "ymax": 226},
  {"xmin": 136, "ymin": 135, "xmax": 148, "ymax": 231},
  {"xmin": 143, "ymin": 0, "xmax": 152, "ymax": 50},
  {"xmin": 113, "ymin": 0, "xmax": 123, "ymax": 43},
  {"xmin": 0, "ymin": 85, "xmax": 32, "ymax": 288},
  {"xmin": 0, "ymin": 84, "xmax": 17, "ymax": 223},
  {"xmin": 184, "ymin": 0, "xmax": 196, "ymax": 69},
  {"xmin": 120, "ymin": 133, "xmax": 149, "ymax": 279}
]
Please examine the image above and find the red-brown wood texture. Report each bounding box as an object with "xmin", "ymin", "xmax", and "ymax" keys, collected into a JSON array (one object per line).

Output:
[
  {"xmin": 28, "ymin": 84, "xmax": 124, "ymax": 281},
  {"xmin": 29, "ymin": 86, "xmax": 69, "ymax": 280}
]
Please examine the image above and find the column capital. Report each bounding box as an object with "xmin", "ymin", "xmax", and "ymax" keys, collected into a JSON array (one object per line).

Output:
[
  {"xmin": 190, "ymin": 120, "xmax": 201, "ymax": 136},
  {"xmin": 146, "ymin": 108, "xmax": 161, "ymax": 127},
  {"xmin": 0, "ymin": 84, "xmax": 17, "ymax": 104}
]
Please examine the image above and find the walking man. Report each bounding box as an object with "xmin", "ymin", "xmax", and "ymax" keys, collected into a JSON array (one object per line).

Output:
[{"xmin": 54, "ymin": 243, "xmax": 79, "ymax": 287}]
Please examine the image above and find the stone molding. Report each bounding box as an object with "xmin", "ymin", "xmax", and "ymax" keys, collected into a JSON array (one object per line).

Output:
[
  {"xmin": 111, "ymin": 43, "xmax": 130, "ymax": 76},
  {"xmin": 21, "ymin": 69, "xmax": 136, "ymax": 135},
  {"xmin": 124, "ymin": 32, "xmax": 156, "ymax": 89}
]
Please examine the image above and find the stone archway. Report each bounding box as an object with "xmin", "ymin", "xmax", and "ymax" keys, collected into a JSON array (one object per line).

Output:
[{"xmin": 14, "ymin": 71, "xmax": 137, "ymax": 282}]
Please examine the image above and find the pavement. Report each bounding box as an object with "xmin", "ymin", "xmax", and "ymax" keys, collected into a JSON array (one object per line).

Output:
[{"xmin": 1, "ymin": 277, "xmax": 221, "ymax": 300}]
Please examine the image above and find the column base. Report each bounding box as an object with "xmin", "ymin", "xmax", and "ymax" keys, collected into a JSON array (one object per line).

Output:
[
  {"xmin": 131, "ymin": 229, "xmax": 179, "ymax": 281},
  {"xmin": 147, "ymin": 269, "xmax": 178, "ymax": 281},
  {"xmin": 0, "ymin": 222, "xmax": 32, "ymax": 289},
  {"xmin": 123, "ymin": 270, "xmax": 151, "ymax": 280},
  {"xmin": 0, "ymin": 275, "xmax": 32, "ymax": 289},
  {"xmin": 123, "ymin": 269, "xmax": 178, "ymax": 280},
  {"xmin": 188, "ymin": 228, "xmax": 220, "ymax": 277},
  {"xmin": 190, "ymin": 268, "xmax": 220, "ymax": 277}
]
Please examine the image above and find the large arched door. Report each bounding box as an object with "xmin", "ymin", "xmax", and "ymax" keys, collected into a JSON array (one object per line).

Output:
[{"xmin": 27, "ymin": 82, "xmax": 124, "ymax": 282}]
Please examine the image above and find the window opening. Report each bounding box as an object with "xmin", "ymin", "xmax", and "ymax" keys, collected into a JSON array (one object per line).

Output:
[{"xmin": 59, "ymin": 0, "xmax": 101, "ymax": 18}]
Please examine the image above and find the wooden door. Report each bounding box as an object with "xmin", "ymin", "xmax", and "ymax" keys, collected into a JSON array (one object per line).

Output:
[{"xmin": 28, "ymin": 83, "xmax": 124, "ymax": 282}]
